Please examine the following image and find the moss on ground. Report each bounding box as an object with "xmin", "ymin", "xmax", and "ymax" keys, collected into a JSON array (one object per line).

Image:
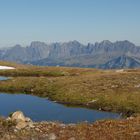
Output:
[{"xmin": 0, "ymin": 61, "xmax": 140, "ymax": 115}]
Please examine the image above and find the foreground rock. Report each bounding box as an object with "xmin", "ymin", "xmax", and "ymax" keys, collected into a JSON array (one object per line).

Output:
[
  {"xmin": 0, "ymin": 111, "xmax": 139, "ymax": 140},
  {"xmin": 11, "ymin": 111, "xmax": 26, "ymax": 122},
  {"xmin": 8, "ymin": 111, "xmax": 34, "ymax": 130}
]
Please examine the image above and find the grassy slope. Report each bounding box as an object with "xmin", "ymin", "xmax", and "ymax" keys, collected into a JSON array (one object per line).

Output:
[
  {"xmin": 0, "ymin": 61, "xmax": 140, "ymax": 115},
  {"xmin": 0, "ymin": 61, "xmax": 140, "ymax": 139}
]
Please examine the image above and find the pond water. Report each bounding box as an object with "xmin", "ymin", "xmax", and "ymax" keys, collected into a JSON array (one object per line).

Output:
[
  {"xmin": 0, "ymin": 76, "xmax": 9, "ymax": 81},
  {"xmin": 0, "ymin": 77, "xmax": 120, "ymax": 123}
]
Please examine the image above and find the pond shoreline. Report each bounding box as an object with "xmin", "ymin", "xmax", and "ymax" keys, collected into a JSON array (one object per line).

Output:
[
  {"xmin": 0, "ymin": 93, "xmax": 120, "ymax": 123},
  {"xmin": 0, "ymin": 76, "xmax": 123, "ymax": 119},
  {"xmin": 48, "ymin": 98, "xmax": 124, "ymax": 116},
  {"xmin": 0, "ymin": 90, "xmax": 124, "ymax": 119},
  {"xmin": 0, "ymin": 89, "xmax": 131, "ymax": 118}
]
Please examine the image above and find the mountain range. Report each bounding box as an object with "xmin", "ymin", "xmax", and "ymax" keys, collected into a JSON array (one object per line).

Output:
[{"xmin": 0, "ymin": 40, "xmax": 140, "ymax": 69}]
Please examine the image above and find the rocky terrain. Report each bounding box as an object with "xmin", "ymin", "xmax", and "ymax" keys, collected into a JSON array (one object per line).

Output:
[
  {"xmin": 1, "ymin": 40, "xmax": 140, "ymax": 69},
  {"xmin": 0, "ymin": 111, "xmax": 140, "ymax": 140}
]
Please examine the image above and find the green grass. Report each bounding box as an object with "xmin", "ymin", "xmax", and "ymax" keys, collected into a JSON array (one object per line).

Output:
[{"xmin": 0, "ymin": 61, "xmax": 140, "ymax": 116}]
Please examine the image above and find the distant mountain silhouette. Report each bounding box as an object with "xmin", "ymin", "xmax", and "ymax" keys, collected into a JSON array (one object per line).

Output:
[{"xmin": 0, "ymin": 40, "xmax": 140, "ymax": 69}]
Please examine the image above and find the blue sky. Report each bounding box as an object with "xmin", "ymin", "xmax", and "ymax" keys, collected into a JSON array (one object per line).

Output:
[{"xmin": 0, "ymin": 0, "xmax": 139, "ymax": 46}]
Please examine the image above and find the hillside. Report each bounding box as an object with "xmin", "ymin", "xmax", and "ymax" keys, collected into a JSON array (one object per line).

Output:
[
  {"xmin": 0, "ymin": 61, "xmax": 140, "ymax": 115},
  {"xmin": 100, "ymin": 55, "xmax": 140, "ymax": 69},
  {"xmin": 0, "ymin": 62, "xmax": 140, "ymax": 139}
]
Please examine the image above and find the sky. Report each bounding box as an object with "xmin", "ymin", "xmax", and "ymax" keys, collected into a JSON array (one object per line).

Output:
[{"xmin": 0, "ymin": 0, "xmax": 139, "ymax": 47}]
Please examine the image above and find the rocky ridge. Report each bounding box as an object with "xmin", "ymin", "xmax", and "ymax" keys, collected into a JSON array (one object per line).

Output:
[{"xmin": 1, "ymin": 40, "xmax": 140, "ymax": 69}]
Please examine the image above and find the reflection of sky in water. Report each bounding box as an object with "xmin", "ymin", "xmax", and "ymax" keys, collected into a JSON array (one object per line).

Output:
[
  {"xmin": 0, "ymin": 93, "xmax": 120, "ymax": 123},
  {"xmin": 0, "ymin": 76, "xmax": 9, "ymax": 81}
]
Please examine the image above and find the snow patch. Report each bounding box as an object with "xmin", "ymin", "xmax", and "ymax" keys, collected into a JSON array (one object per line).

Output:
[{"xmin": 0, "ymin": 66, "xmax": 15, "ymax": 70}]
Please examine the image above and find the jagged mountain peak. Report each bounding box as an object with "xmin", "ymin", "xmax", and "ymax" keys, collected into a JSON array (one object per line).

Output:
[
  {"xmin": 12, "ymin": 44, "xmax": 22, "ymax": 48},
  {"xmin": 0, "ymin": 40, "xmax": 140, "ymax": 69},
  {"xmin": 63, "ymin": 40, "xmax": 82, "ymax": 46},
  {"xmin": 100, "ymin": 40, "xmax": 112, "ymax": 45},
  {"xmin": 30, "ymin": 41, "xmax": 47, "ymax": 48},
  {"xmin": 115, "ymin": 40, "xmax": 135, "ymax": 46}
]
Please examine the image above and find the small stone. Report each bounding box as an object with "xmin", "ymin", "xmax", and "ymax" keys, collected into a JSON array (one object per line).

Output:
[
  {"xmin": 134, "ymin": 84, "xmax": 140, "ymax": 88},
  {"xmin": 116, "ymin": 69, "xmax": 124, "ymax": 73},
  {"xmin": 35, "ymin": 128, "xmax": 40, "ymax": 131},
  {"xmin": 59, "ymin": 124, "xmax": 66, "ymax": 128},
  {"xmin": 6, "ymin": 117, "xmax": 11, "ymax": 121},
  {"xmin": 48, "ymin": 133, "xmax": 57, "ymax": 140},
  {"xmin": 14, "ymin": 129, "xmax": 18, "ymax": 132},
  {"xmin": 133, "ymin": 132, "xmax": 139, "ymax": 135},
  {"xmin": 25, "ymin": 117, "xmax": 32, "ymax": 122},
  {"xmin": 31, "ymin": 89, "xmax": 34, "ymax": 92},
  {"xmin": 68, "ymin": 137, "xmax": 76, "ymax": 140},
  {"xmin": 101, "ymin": 107, "xmax": 112, "ymax": 111},
  {"xmin": 88, "ymin": 99, "xmax": 97, "ymax": 104},
  {"xmin": 127, "ymin": 116, "xmax": 134, "ymax": 120},
  {"xmin": 28, "ymin": 122, "xmax": 34, "ymax": 128}
]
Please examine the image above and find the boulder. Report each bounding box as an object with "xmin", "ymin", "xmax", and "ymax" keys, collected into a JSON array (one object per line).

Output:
[
  {"xmin": 9, "ymin": 111, "xmax": 34, "ymax": 130},
  {"xmin": 11, "ymin": 111, "xmax": 26, "ymax": 122}
]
